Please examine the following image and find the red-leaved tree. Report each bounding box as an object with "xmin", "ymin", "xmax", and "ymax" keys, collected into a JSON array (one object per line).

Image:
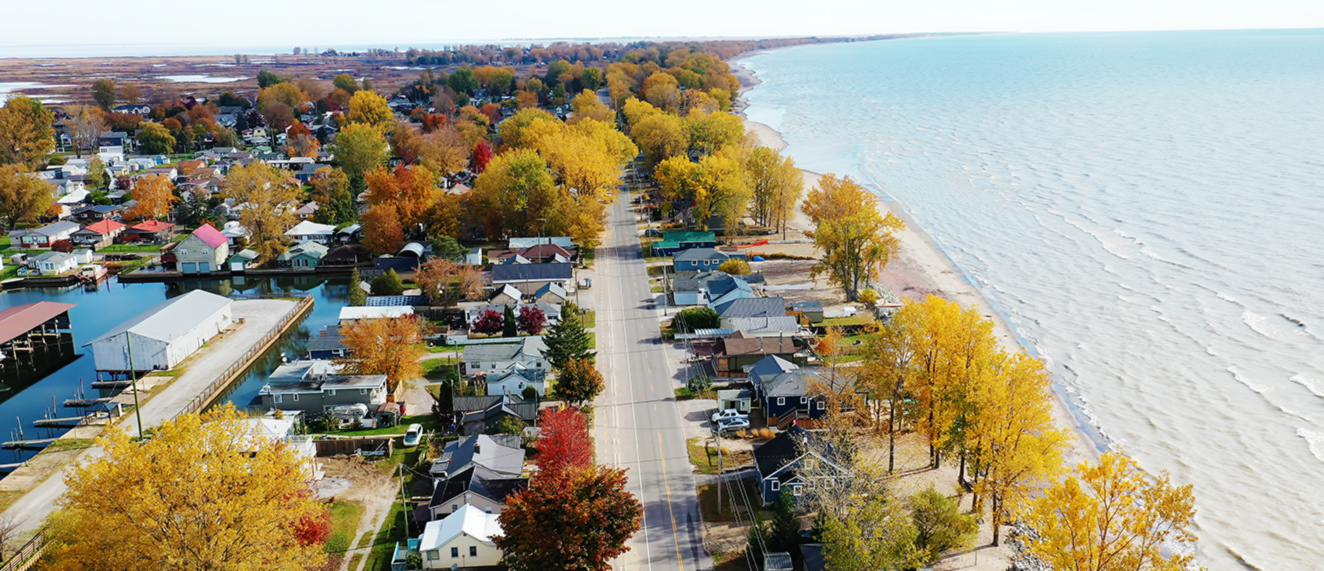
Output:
[
  {"xmin": 50, "ymin": 240, "xmax": 74, "ymax": 253},
  {"xmin": 292, "ymin": 508, "xmax": 332, "ymax": 547},
  {"xmin": 470, "ymin": 142, "xmax": 492, "ymax": 173},
  {"xmin": 495, "ymin": 465, "xmax": 642, "ymax": 571},
  {"xmin": 535, "ymin": 407, "xmax": 592, "ymax": 478},
  {"xmin": 471, "ymin": 308, "xmax": 505, "ymax": 336},
  {"xmin": 517, "ymin": 305, "xmax": 547, "ymax": 335}
]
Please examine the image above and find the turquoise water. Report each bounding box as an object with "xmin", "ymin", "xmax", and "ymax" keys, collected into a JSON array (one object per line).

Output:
[
  {"xmin": 0, "ymin": 275, "xmax": 350, "ymax": 461},
  {"xmin": 743, "ymin": 29, "xmax": 1324, "ymax": 570}
]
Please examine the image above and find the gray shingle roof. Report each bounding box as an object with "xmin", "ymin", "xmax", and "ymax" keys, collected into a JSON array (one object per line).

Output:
[
  {"xmin": 491, "ymin": 263, "xmax": 572, "ymax": 283},
  {"xmin": 464, "ymin": 337, "xmax": 547, "ymax": 362},
  {"xmin": 717, "ymin": 297, "xmax": 786, "ymax": 319}
]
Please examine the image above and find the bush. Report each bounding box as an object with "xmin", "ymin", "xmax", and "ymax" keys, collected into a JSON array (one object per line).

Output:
[
  {"xmin": 859, "ymin": 288, "xmax": 880, "ymax": 307},
  {"xmin": 370, "ymin": 269, "xmax": 405, "ymax": 296},
  {"xmin": 911, "ymin": 487, "xmax": 977, "ymax": 564},
  {"xmin": 673, "ymin": 307, "xmax": 719, "ymax": 333},
  {"xmin": 521, "ymin": 386, "xmax": 539, "ymax": 402},
  {"xmin": 50, "ymin": 239, "xmax": 74, "ymax": 253},
  {"xmin": 687, "ymin": 374, "xmax": 712, "ymax": 394},
  {"xmin": 718, "ymin": 257, "xmax": 750, "ymax": 275}
]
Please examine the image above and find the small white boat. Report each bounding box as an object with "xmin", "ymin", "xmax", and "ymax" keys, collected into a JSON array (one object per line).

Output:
[{"xmin": 78, "ymin": 264, "xmax": 108, "ymax": 284}]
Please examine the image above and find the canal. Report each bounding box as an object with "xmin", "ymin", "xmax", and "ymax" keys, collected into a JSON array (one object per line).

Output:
[{"xmin": 0, "ymin": 274, "xmax": 351, "ymax": 461}]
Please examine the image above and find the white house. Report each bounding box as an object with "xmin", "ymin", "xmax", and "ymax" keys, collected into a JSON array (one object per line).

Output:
[
  {"xmin": 28, "ymin": 251, "xmax": 77, "ymax": 275},
  {"xmin": 284, "ymin": 220, "xmax": 336, "ymax": 244},
  {"xmin": 417, "ymin": 505, "xmax": 503, "ymax": 569},
  {"xmin": 463, "ymin": 337, "xmax": 548, "ymax": 376},
  {"xmin": 486, "ymin": 369, "xmax": 546, "ymax": 398},
  {"xmin": 238, "ymin": 415, "xmax": 323, "ymax": 481},
  {"xmin": 83, "ymin": 290, "xmax": 234, "ymax": 372}
]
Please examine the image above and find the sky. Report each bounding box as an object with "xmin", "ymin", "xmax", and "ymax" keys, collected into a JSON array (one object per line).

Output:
[{"xmin": 1, "ymin": 0, "xmax": 1322, "ymax": 54}]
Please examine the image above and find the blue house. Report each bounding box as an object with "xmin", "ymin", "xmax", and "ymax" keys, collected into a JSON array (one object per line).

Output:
[
  {"xmin": 752, "ymin": 426, "xmax": 844, "ymax": 505},
  {"xmin": 652, "ymin": 231, "xmax": 716, "ymax": 257},
  {"xmin": 673, "ymin": 247, "xmax": 738, "ymax": 272},
  {"xmin": 671, "ymin": 271, "xmax": 755, "ymax": 307}
]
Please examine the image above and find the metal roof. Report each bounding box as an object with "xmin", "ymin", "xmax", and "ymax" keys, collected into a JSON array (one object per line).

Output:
[
  {"xmin": 0, "ymin": 302, "xmax": 76, "ymax": 345},
  {"xmin": 83, "ymin": 290, "xmax": 232, "ymax": 346},
  {"xmin": 490, "ymin": 262, "xmax": 572, "ymax": 283}
]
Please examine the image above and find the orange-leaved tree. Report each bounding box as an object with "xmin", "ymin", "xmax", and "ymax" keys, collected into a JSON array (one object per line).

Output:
[
  {"xmin": 125, "ymin": 173, "xmax": 178, "ymax": 220},
  {"xmin": 42, "ymin": 404, "xmax": 328, "ymax": 570},
  {"xmin": 496, "ymin": 464, "xmax": 641, "ymax": 571},
  {"xmin": 337, "ymin": 316, "xmax": 427, "ymax": 392}
]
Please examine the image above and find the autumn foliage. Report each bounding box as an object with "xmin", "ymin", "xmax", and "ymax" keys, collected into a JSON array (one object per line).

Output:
[
  {"xmin": 125, "ymin": 173, "xmax": 178, "ymax": 221},
  {"xmin": 471, "ymin": 309, "xmax": 504, "ymax": 336},
  {"xmin": 534, "ymin": 407, "xmax": 593, "ymax": 478},
  {"xmin": 337, "ymin": 316, "xmax": 427, "ymax": 392},
  {"xmin": 496, "ymin": 464, "xmax": 641, "ymax": 571},
  {"xmin": 516, "ymin": 305, "xmax": 547, "ymax": 335}
]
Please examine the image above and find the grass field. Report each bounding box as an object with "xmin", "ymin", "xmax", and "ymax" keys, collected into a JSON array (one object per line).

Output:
[
  {"xmin": 325, "ymin": 501, "xmax": 364, "ymax": 557},
  {"xmin": 328, "ymin": 414, "xmax": 435, "ymax": 438},
  {"xmin": 99, "ymin": 243, "xmax": 164, "ymax": 253},
  {"xmin": 363, "ymin": 501, "xmax": 408, "ymax": 571}
]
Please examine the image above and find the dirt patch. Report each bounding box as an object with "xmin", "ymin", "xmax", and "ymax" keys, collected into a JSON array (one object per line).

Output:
[{"xmin": 320, "ymin": 458, "xmax": 398, "ymax": 571}]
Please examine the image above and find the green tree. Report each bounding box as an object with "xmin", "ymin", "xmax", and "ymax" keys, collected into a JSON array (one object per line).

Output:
[
  {"xmin": 431, "ymin": 235, "xmax": 467, "ymax": 262},
  {"xmin": 348, "ymin": 268, "xmax": 367, "ymax": 306},
  {"xmin": 542, "ymin": 307, "xmax": 594, "ymax": 369},
  {"xmin": 497, "ymin": 416, "xmax": 527, "ymax": 436},
  {"xmin": 85, "ymin": 157, "xmax": 108, "ymax": 190},
  {"xmin": 768, "ymin": 493, "xmax": 802, "ymax": 553},
  {"xmin": 332, "ymin": 73, "xmax": 358, "ymax": 93},
  {"xmin": 821, "ymin": 497, "xmax": 923, "ymax": 571},
  {"xmin": 257, "ymin": 70, "xmax": 285, "ymax": 88},
  {"xmin": 136, "ymin": 122, "xmax": 176, "ymax": 155},
  {"xmin": 91, "ymin": 79, "xmax": 116, "ymax": 110},
  {"xmin": 554, "ymin": 358, "xmax": 604, "ymax": 406},
  {"xmin": 910, "ymin": 488, "xmax": 977, "ymax": 564},
  {"xmin": 673, "ymin": 307, "xmax": 719, "ymax": 333},
  {"xmin": 371, "ymin": 269, "xmax": 405, "ymax": 296},
  {"xmin": 447, "ymin": 68, "xmax": 478, "ymax": 95},
  {"xmin": 332, "ymin": 123, "xmax": 388, "ymax": 191},
  {"xmin": 0, "ymin": 96, "xmax": 56, "ymax": 168},
  {"xmin": 502, "ymin": 304, "xmax": 518, "ymax": 337}
]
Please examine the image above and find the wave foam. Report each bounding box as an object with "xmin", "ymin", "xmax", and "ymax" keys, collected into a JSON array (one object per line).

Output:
[{"xmin": 1296, "ymin": 428, "xmax": 1324, "ymax": 464}]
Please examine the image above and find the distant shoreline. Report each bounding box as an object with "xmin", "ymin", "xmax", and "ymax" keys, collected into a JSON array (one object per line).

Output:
[{"xmin": 727, "ymin": 52, "xmax": 1104, "ymax": 466}]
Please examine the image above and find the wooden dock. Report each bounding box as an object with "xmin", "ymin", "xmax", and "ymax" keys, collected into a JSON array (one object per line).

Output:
[{"xmin": 0, "ymin": 438, "xmax": 58, "ymax": 451}]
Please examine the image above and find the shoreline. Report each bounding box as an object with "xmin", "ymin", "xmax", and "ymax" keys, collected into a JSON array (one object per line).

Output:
[{"xmin": 729, "ymin": 56, "xmax": 1101, "ymax": 469}]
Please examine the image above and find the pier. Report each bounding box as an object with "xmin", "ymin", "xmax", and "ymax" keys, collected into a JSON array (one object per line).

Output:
[{"xmin": 0, "ymin": 302, "xmax": 75, "ymax": 368}]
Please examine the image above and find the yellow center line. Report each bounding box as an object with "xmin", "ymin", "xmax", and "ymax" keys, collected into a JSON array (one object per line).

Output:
[{"xmin": 657, "ymin": 432, "xmax": 685, "ymax": 571}]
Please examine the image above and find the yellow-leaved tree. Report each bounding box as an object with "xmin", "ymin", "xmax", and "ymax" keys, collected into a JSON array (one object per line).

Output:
[
  {"xmin": 1021, "ymin": 452, "xmax": 1201, "ymax": 571},
  {"xmin": 42, "ymin": 405, "xmax": 328, "ymax": 571},
  {"xmin": 337, "ymin": 316, "xmax": 427, "ymax": 393},
  {"xmin": 124, "ymin": 173, "xmax": 178, "ymax": 220},
  {"xmin": 347, "ymin": 90, "xmax": 394, "ymax": 133},
  {"xmin": 967, "ymin": 350, "xmax": 1066, "ymax": 546},
  {"xmin": 802, "ymin": 174, "xmax": 904, "ymax": 301},
  {"xmin": 222, "ymin": 163, "xmax": 300, "ymax": 261},
  {"xmin": 744, "ymin": 146, "xmax": 804, "ymax": 239}
]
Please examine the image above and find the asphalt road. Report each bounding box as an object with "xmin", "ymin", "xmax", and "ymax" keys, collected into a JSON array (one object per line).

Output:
[{"xmin": 594, "ymin": 189, "xmax": 711, "ymax": 571}]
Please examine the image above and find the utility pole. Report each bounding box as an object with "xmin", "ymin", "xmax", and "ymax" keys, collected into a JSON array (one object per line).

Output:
[{"xmin": 125, "ymin": 333, "xmax": 143, "ymax": 438}]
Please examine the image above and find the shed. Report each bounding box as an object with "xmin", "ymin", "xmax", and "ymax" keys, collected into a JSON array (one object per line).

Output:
[
  {"xmin": 83, "ymin": 290, "xmax": 233, "ymax": 373},
  {"xmin": 489, "ymin": 284, "xmax": 522, "ymax": 306},
  {"xmin": 227, "ymin": 249, "xmax": 259, "ymax": 272},
  {"xmin": 277, "ymin": 241, "xmax": 328, "ymax": 269}
]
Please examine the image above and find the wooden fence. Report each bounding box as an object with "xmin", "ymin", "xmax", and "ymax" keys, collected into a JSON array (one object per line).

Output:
[
  {"xmin": 314, "ymin": 437, "xmax": 394, "ymax": 458},
  {"xmin": 0, "ymin": 531, "xmax": 44, "ymax": 571}
]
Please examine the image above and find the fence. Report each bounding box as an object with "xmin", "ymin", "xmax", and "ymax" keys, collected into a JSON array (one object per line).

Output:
[
  {"xmin": 314, "ymin": 437, "xmax": 394, "ymax": 457},
  {"xmin": 175, "ymin": 294, "xmax": 314, "ymax": 419},
  {"xmin": 0, "ymin": 531, "xmax": 44, "ymax": 571}
]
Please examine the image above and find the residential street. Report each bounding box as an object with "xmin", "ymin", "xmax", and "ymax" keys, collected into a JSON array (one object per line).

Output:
[{"xmin": 595, "ymin": 188, "xmax": 711, "ymax": 571}]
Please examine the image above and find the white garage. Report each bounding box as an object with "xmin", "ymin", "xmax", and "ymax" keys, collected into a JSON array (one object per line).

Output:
[{"xmin": 84, "ymin": 290, "xmax": 234, "ymax": 373}]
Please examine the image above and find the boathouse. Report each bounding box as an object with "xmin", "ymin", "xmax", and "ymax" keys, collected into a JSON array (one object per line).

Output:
[
  {"xmin": 83, "ymin": 290, "xmax": 233, "ymax": 373},
  {"xmin": 0, "ymin": 302, "xmax": 75, "ymax": 364}
]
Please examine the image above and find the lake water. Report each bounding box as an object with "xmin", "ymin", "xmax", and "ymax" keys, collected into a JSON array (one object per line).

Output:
[
  {"xmin": 742, "ymin": 29, "xmax": 1324, "ymax": 570},
  {"xmin": 0, "ymin": 275, "xmax": 350, "ymax": 462}
]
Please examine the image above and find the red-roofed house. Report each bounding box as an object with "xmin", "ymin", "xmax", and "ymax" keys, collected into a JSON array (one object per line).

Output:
[
  {"xmin": 71, "ymin": 219, "xmax": 127, "ymax": 250},
  {"xmin": 124, "ymin": 220, "xmax": 176, "ymax": 243},
  {"xmin": 175, "ymin": 224, "xmax": 230, "ymax": 274}
]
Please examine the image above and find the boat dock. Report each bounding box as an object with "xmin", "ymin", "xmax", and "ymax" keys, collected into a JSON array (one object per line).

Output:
[{"xmin": 0, "ymin": 302, "xmax": 75, "ymax": 368}]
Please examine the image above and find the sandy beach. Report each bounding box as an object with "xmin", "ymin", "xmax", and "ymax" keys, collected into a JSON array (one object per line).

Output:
[{"xmin": 730, "ymin": 56, "xmax": 1101, "ymax": 544}]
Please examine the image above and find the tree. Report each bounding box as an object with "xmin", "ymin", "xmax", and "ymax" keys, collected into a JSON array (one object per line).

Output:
[
  {"xmin": 497, "ymin": 416, "xmax": 527, "ymax": 437},
  {"xmin": 120, "ymin": 84, "xmax": 142, "ymax": 105},
  {"xmin": 1021, "ymin": 452, "xmax": 1199, "ymax": 571},
  {"xmin": 802, "ymin": 174, "xmax": 905, "ymax": 301},
  {"xmin": 820, "ymin": 496, "xmax": 923, "ymax": 571},
  {"xmin": 746, "ymin": 146, "xmax": 804, "ymax": 238},
  {"xmin": 65, "ymin": 105, "xmax": 105, "ymax": 158},
  {"xmin": 910, "ymin": 488, "xmax": 977, "ymax": 564},
  {"xmin": 673, "ymin": 307, "xmax": 719, "ymax": 333},
  {"xmin": 364, "ymin": 164, "xmax": 438, "ymax": 231},
  {"xmin": 470, "ymin": 148, "xmax": 561, "ymax": 239},
  {"xmin": 861, "ymin": 301, "xmax": 923, "ymax": 473},
  {"xmin": 511, "ymin": 304, "xmax": 545, "ymax": 335},
  {"xmin": 542, "ymin": 308, "xmax": 593, "ymax": 369},
  {"xmin": 570, "ymin": 90, "xmax": 613, "ymax": 123},
  {"xmin": 257, "ymin": 83, "xmax": 305, "ymax": 113},
  {"xmin": 361, "ymin": 203, "xmax": 404, "ymax": 255},
  {"xmin": 124, "ymin": 174, "xmax": 177, "ymax": 221},
  {"xmin": 768, "ymin": 493, "xmax": 802, "ymax": 553},
  {"xmin": 348, "ymin": 268, "xmax": 367, "ymax": 306},
  {"xmin": 337, "ymin": 316, "xmax": 426, "ymax": 392},
  {"xmin": 348, "ymin": 90, "xmax": 394, "ymax": 132},
  {"xmin": 685, "ymin": 110, "xmax": 744, "ymax": 155},
  {"xmin": 717, "ymin": 257, "xmax": 750, "ymax": 275},
  {"xmin": 0, "ymin": 96, "xmax": 55, "ymax": 168},
  {"xmin": 84, "ymin": 157, "xmax": 107, "ymax": 190},
  {"xmin": 332, "ymin": 73, "xmax": 358, "ymax": 93},
  {"xmin": 42, "ymin": 405, "xmax": 328, "ymax": 571},
  {"xmin": 534, "ymin": 407, "xmax": 593, "ymax": 477},
  {"xmin": 223, "ymin": 163, "xmax": 300, "ymax": 261},
  {"xmin": 502, "ymin": 304, "xmax": 518, "ymax": 337},
  {"xmin": 0, "ymin": 166, "xmax": 54, "ymax": 230},
  {"xmin": 447, "ymin": 68, "xmax": 478, "ymax": 95},
  {"xmin": 258, "ymin": 70, "xmax": 285, "ymax": 88},
  {"xmin": 260, "ymin": 102, "xmax": 296, "ymax": 135},
  {"xmin": 310, "ymin": 167, "xmax": 356, "ymax": 225},
  {"xmin": 554, "ymin": 358, "xmax": 603, "ymax": 406},
  {"xmin": 91, "ymin": 79, "xmax": 116, "ymax": 110},
  {"xmin": 694, "ymin": 152, "xmax": 750, "ymax": 232},
  {"xmin": 332, "ymin": 123, "xmax": 388, "ymax": 190},
  {"xmin": 471, "ymin": 141, "xmax": 492, "ymax": 173},
  {"xmin": 415, "ymin": 258, "xmax": 479, "ymax": 304},
  {"xmin": 495, "ymin": 465, "xmax": 641, "ymax": 571},
  {"xmin": 471, "ymin": 309, "xmax": 504, "ymax": 336},
  {"xmin": 431, "ymin": 235, "xmax": 467, "ymax": 262},
  {"xmin": 370, "ymin": 268, "xmax": 405, "ymax": 295},
  {"xmin": 135, "ymin": 122, "xmax": 176, "ymax": 155},
  {"xmin": 631, "ymin": 112, "xmax": 689, "ymax": 166},
  {"xmin": 859, "ymin": 288, "xmax": 880, "ymax": 307}
]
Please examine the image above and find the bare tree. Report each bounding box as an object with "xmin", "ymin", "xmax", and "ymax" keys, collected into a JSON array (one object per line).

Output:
[
  {"xmin": 0, "ymin": 513, "xmax": 21, "ymax": 562},
  {"xmin": 65, "ymin": 105, "xmax": 105, "ymax": 158}
]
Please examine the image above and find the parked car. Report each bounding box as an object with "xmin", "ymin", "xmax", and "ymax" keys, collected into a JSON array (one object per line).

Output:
[
  {"xmin": 711, "ymin": 409, "xmax": 747, "ymax": 424},
  {"xmin": 579, "ymin": 278, "xmax": 592, "ymax": 289},
  {"xmin": 402, "ymin": 423, "xmax": 423, "ymax": 447},
  {"xmin": 717, "ymin": 417, "xmax": 750, "ymax": 433}
]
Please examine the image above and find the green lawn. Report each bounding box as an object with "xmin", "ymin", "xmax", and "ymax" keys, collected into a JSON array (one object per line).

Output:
[
  {"xmin": 427, "ymin": 344, "xmax": 464, "ymax": 354},
  {"xmin": 326, "ymin": 501, "xmax": 365, "ymax": 556},
  {"xmin": 326, "ymin": 414, "xmax": 436, "ymax": 438},
  {"xmin": 364, "ymin": 500, "xmax": 408, "ymax": 571},
  {"xmin": 821, "ymin": 314, "xmax": 876, "ymax": 327},
  {"xmin": 420, "ymin": 358, "xmax": 459, "ymax": 381},
  {"xmin": 99, "ymin": 243, "xmax": 164, "ymax": 253},
  {"xmin": 581, "ymin": 310, "xmax": 596, "ymax": 329}
]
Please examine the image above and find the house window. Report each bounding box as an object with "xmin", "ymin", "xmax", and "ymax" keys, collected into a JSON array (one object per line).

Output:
[
  {"xmin": 777, "ymin": 397, "xmax": 785, "ymax": 406},
  {"xmin": 800, "ymin": 396, "xmax": 808, "ymax": 404},
  {"xmin": 818, "ymin": 401, "xmax": 826, "ymax": 410},
  {"xmin": 274, "ymin": 394, "xmax": 283, "ymax": 403},
  {"xmin": 452, "ymin": 504, "xmax": 458, "ymax": 511},
  {"xmin": 327, "ymin": 389, "xmax": 336, "ymax": 396},
  {"xmin": 793, "ymin": 484, "xmax": 804, "ymax": 496},
  {"xmin": 292, "ymin": 394, "xmax": 299, "ymax": 402},
  {"xmin": 451, "ymin": 547, "xmax": 459, "ymax": 558},
  {"xmin": 427, "ymin": 550, "xmax": 439, "ymax": 561},
  {"xmin": 485, "ymin": 507, "xmax": 493, "ymax": 514},
  {"xmin": 771, "ymin": 481, "xmax": 781, "ymax": 491},
  {"xmin": 360, "ymin": 388, "xmax": 368, "ymax": 395},
  {"xmin": 469, "ymin": 546, "xmax": 478, "ymax": 557},
  {"xmin": 179, "ymin": 248, "xmax": 188, "ymax": 256}
]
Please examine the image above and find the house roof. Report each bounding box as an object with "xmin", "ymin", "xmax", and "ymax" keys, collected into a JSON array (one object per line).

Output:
[
  {"xmin": 129, "ymin": 220, "xmax": 174, "ymax": 233},
  {"xmin": 507, "ymin": 236, "xmax": 573, "ymax": 249},
  {"xmin": 754, "ymin": 426, "xmax": 813, "ymax": 479},
  {"xmin": 261, "ymin": 360, "xmax": 387, "ymax": 393},
  {"xmin": 763, "ymin": 368, "xmax": 840, "ymax": 398},
  {"xmin": 228, "ymin": 249, "xmax": 259, "ymax": 262},
  {"xmin": 79, "ymin": 220, "xmax": 126, "ymax": 235},
  {"xmin": 277, "ymin": 241, "xmax": 329, "ymax": 261},
  {"xmin": 32, "ymin": 221, "xmax": 79, "ymax": 236},
  {"xmin": 0, "ymin": 302, "xmax": 76, "ymax": 346},
  {"xmin": 463, "ymin": 337, "xmax": 547, "ymax": 363},
  {"xmin": 728, "ymin": 316, "xmax": 801, "ymax": 335},
  {"xmin": 435, "ymin": 434, "xmax": 525, "ymax": 478},
  {"xmin": 744, "ymin": 355, "xmax": 800, "ymax": 382},
  {"xmin": 430, "ymin": 464, "xmax": 528, "ymax": 509},
  {"xmin": 491, "ymin": 262, "xmax": 572, "ymax": 283},
  {"xmin": 490, "ymin": 284, "xmax": 522, "ymax": 302},
  {"xmin": 721, "ymin": 334, "xmax": 796, "ymax": 357},
  {"xmin": 419, "ymin": 505, "xmax": 502, "ymax": 551},
  {"xmin": 32, "ymin": 251, "xmax": 75, "ymax": 264},
  {"xmin": 364, "ymin": 295, "xmax": 429, "ymax": 307},
  {"xmin": 285, "ymin": 220, "xmax": 335, "ymax": 237},
  {"xmin": 533, "ymin": 282, "xmax": 566, "ymax": 300},
  {"xmin": 84, "ymin": 290, "xmax": 232, "ymax": 346},
  {"xmin": 338, "ymin": 306, "xmax": 413, "ymax": 321},
  {"xmin": 717, "ymin": 297, "xmax": 786, "ymax": 319},
  {"xmin": 800, "ymin": 544, "xmax": 826, "ymax": 571},
  {"xmin": 518, "ymin": 243, "xmax": 574, "ymax": 260},
  {"xmin": 305, "ymin": 328, "xmax": 346, "ymax": 353},
  {"xmin": 671, "ymin": 270, "xmax": 731, "ymax": 293},
  {"xmin": 189, "ymin": 223, "xmax": 228, "ymax": 249},
  {"xmin": 674, "ymin": 247, "xmax": 730, "ymax": 262}
]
